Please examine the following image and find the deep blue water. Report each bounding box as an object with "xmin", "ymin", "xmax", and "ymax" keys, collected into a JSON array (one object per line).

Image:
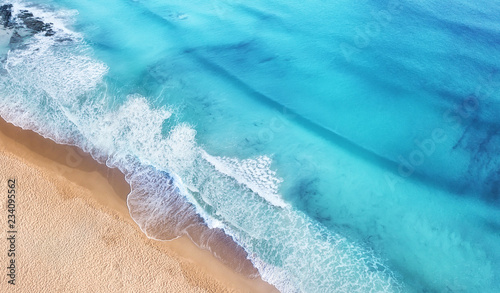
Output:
[{"xmin": 1, "ymin": 0, "xmax": 500, "ymax": 292}]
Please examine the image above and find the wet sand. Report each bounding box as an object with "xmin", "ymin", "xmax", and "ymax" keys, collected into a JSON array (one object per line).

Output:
[{"xmin": 0, "ymin": 117, "xmax": 277, "ymax": 292}]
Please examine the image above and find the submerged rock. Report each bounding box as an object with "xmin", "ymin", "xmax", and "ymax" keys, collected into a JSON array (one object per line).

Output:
[
  {"xmin": 7, "ymin": 30, "xmax": 25, "ymax": 50},
  {"xmin": 9, "ymin": 30, "xmax": 22, "ymax": 44},
  {"xmin": 45, "ymin": 28, "xmax": 55, "ymax": 36}
]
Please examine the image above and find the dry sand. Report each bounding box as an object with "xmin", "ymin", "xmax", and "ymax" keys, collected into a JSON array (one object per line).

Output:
[{"xmin": 0, "ymin": 118, "xmax": 278, "ymax": 293}]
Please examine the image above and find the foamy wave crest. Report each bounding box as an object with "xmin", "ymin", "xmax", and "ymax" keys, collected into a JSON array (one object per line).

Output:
[
  {"xmin": 202, "ymin": 151, "xmax": 288, "ymax": 208},
  {"xmin": 6, "ymin": 37, "xmax": 107, "ymax": 106},
  {"xmin": 7, "ymin": 41, "xmax": 106, "ymax": 103},
  {"xmin": 79, "ymin": 97, "xmax": 222, "ymax": 229},
  {"xmin": 186, "ymin": 156, "xmax": 403, "ymax": 292}
]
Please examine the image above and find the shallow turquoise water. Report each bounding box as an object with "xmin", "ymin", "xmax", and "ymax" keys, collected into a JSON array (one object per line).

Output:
[{"xmin": 1, "ymin": 0, "xmax": 499, "ymax": 292}]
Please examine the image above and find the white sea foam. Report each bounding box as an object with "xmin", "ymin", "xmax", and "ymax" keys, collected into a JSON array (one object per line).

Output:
[
  {"xmin": 0, "ymin": 2, "xmax": 403, "ymax": 292},
  {"xmin": 6, "ymin": 36, "xmax": 107, "ymax": 105},
  {"xmin": 202, "ymin": 151, "xmax": 288, "ymax": 208}
]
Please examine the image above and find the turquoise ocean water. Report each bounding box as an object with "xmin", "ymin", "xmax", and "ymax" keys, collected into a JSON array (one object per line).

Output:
[{"xmin": 1, "ymin": 0, "xmax": 499, "ymax": 291}]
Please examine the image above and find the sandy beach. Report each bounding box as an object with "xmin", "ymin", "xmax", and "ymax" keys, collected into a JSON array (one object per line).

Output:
[{"xmin": 0, "ymin": 117, "xmax": 277, "ymax": 292}]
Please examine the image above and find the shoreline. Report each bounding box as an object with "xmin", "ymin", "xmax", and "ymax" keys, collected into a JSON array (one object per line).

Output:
[{"xmin": 0, "ymin": 117, "xmax": 277, "ymax": 292}]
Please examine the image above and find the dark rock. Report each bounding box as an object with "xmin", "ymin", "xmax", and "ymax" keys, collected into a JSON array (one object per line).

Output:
[
  {"xmin": 56, "ymin": 37, "xmax": 73, "ymax": 43},
  {"xmin": 18, "ymin": 9, "xmax": 54, "ymax": 34},
  {"xmin": 9, "ymin": 31, "xmax": 22, "ymax": 44},
  {"xmin": 17, "ymin": 10, "xmax": 34, "ymax": 19},
  {"xmin": 45, "ymin": 28, "xmax": 55, "ymax": 36},
  {"xmin": 22, "ymin": 17, "xmax": 45, "ymax": 32},
  {"xmin": 44, "ymin": 22, "xmax": 55, "ymax": 36},
  {"xmin": 0, "ymin": 4, "xmax": 13, "ymax": 28}
]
